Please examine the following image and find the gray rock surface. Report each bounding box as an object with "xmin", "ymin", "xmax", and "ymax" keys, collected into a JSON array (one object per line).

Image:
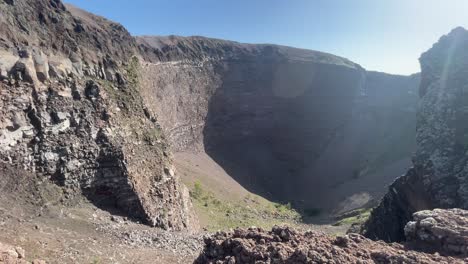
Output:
[
  {"xmin": 364, "ymin": 27, "xmax": 468, "ymax": 241},
  {"xmin": 137, "ymin": 36, "xmax": 419, "ymax": 214},
  {"xmin": 0, "ymin": 0, "xmax": 197, "ymax": 231},
  {"xmin": 405, "ymin": 208, "xmax": 468, "ymax": 256}
]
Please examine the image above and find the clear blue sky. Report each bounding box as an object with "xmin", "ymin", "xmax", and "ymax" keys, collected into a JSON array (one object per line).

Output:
[{"xmin": 65, "ymin": 0, "xmax": 468, "ymax": 75}]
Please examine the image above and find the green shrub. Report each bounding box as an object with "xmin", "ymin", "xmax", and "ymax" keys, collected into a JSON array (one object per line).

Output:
[
  {"xmin": 191, "ymin": 181, "xmax": 204, "ymax": 200},
  {"xmin": 274, "ymin": 202, "xmax": 292, "ymax": 213},
  {"xmin": 334, "ymin": 208, "xmax": 372, "ymax": 226}
]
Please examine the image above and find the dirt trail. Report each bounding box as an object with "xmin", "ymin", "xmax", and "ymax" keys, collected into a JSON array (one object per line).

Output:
[
  {"xmin": 0, "ymin": 163, "xmax": 201, "ymax": 264},
  {"xmin": 0, "ymin": 161, "xmax": 346, "ymax": 263}
]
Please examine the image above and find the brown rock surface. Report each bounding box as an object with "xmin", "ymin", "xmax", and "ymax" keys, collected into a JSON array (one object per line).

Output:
[
  {"xmin": 0, "ymin": 242, "xmax": 43, "ymax": 264},
  {"xmin": 195, "ymin": 226, "xmax": 467, "ymax": 264},
  {"xmin": 0, "ymin": 0, "xmax": 197, "ymax": 231}
]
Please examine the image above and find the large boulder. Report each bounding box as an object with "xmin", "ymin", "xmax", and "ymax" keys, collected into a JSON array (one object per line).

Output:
[
  {"xmin": 48, "ymin": 55, "xmax": 74, "ymax": 79},
  {"xmin": 10, "ymin": 50, "xmax": 40, "ymax": 86},
  {"xmin": 32, "ymin": 50, "xmax": 49, "ymax": 82},
  {"xmin": 0, "ymin": 241, "xmax": 44, "ymax": 264},
  {"xmin": 0, "ymin": 50, "xmax": 19, "ymax": 79},
  {"xmin": 405, "ymin": 208, "xmax": 468, "ymax": 257}
]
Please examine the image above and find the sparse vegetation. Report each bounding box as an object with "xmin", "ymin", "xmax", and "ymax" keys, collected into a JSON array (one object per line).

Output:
[
  {"xmin": 191, "ymin": 181, "xmax": 204, "ymax": 200},
  {"xmin": 142, "ymin": 127, "xmax": 162, "ymax": 144},
  {"xmin": 126, "ymin": 56, "xmax": 141, "ymax": 87},
  {"xmin": 333, "ymin": 208, "xmax": 372, "ymax": 226},
  {"xmin": 189, "ymin": 181, "xmax": 300, "ymax": 231},
  {"xmin": 274, "ymin": 202, "xmax": 292, "ymax": 213},
  {"xmin": 98, "ymin": 56, "xmax": 143, "ymax": 117},
  {"xmin": 97, "ymin": 61, "xmax": 165, "ymax": 147}
]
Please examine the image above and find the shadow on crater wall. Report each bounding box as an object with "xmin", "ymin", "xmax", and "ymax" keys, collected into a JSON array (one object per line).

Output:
[
  {"xmin": 138, "ymin": 38, "xmax": 419, "ymax": 221},
  {"xmin": 203, "ymin": 60, "xmax": 364, "ymax": 213}
]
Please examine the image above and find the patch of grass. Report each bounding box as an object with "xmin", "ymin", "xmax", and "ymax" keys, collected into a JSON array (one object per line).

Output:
[
  {"xmin": 126, "ymin": 56, "xmax": 141, "ymax": 88},
  {"xmin": 333, "ymin": 208, "xmax": 372, "ymax": 226},
  {"xmin": 99, "ymin": 78, "xmax": 139, "ymax": 115},
  {"xmin": 91, "ymin": 258, "xmax": 101, "ymax": 264},
  {"xmin": 190, "ymin": 181, "xmax": 204, "ymax": 200},
  {"xmin": 274, "ymin": 202, "xmax": 292, "ymax": 213},
  {"xmin": 142, "ymin": 127, "xmax": 161, "ymax": 144},
  {"xmin": 189, "ymin": 181, "xmax": 300, "ymax": 231}
]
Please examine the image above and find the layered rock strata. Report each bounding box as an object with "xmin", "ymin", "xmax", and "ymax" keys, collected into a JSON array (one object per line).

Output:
[{"xmin": 0, "ymin": 0, "xmax": 197, "ymax": 230}]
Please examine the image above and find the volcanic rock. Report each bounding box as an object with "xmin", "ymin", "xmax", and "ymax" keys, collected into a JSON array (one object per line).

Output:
[
  {"xmin": 364, "ymin": 27, "xmax": 468, "ymax": 242},
  {"xmin": 405, "ymin": 208, "xmax": 468, "ymax": 257},
  {"xmin": 195, "ymin": 226, "xmax": 466, "ymax": 264},
  {"xmin": 0, "ymin": 0, "xmax": 197, "ymax": 231}
]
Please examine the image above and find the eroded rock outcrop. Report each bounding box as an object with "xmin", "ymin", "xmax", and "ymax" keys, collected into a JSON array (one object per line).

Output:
[
  {"xmin": 0, "ymin": 0, "xmax": 197, "ymax": 231},
  {"xmin": 195, "ymin": 226, "xmax": 466, "ymax": 264},
  {"xmin": 405, "ymin": 209, "xmax": 468, "ymax": 256},
  {"xmin": 364, "ymin": 27, "xmax": 468, "ymax": 241}
]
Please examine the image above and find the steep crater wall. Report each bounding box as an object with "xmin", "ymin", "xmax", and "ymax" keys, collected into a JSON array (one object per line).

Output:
[
  {"xmin": 138, "ymin": 36, "xmax": 419, "ymax": 214},
  {"xmin": 0, "ymin": 0, "xmax": 420, "ymax": 226}
]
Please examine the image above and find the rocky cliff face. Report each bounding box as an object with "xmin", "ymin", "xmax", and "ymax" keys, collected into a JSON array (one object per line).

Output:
[
  {"xmin": 364, "ymin": 27, "xmax": 468, "ymax": 241},
  {"xmin": 0, "ymin": 0, "xmax": 197, "ymax": 231},
  {"xmin": 0, "ymin": 0, "xmax": 420, "ymax": 230},
  {"xmin": 137, "ymin": 36, "xmax": 419, "ymax": 213}
]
